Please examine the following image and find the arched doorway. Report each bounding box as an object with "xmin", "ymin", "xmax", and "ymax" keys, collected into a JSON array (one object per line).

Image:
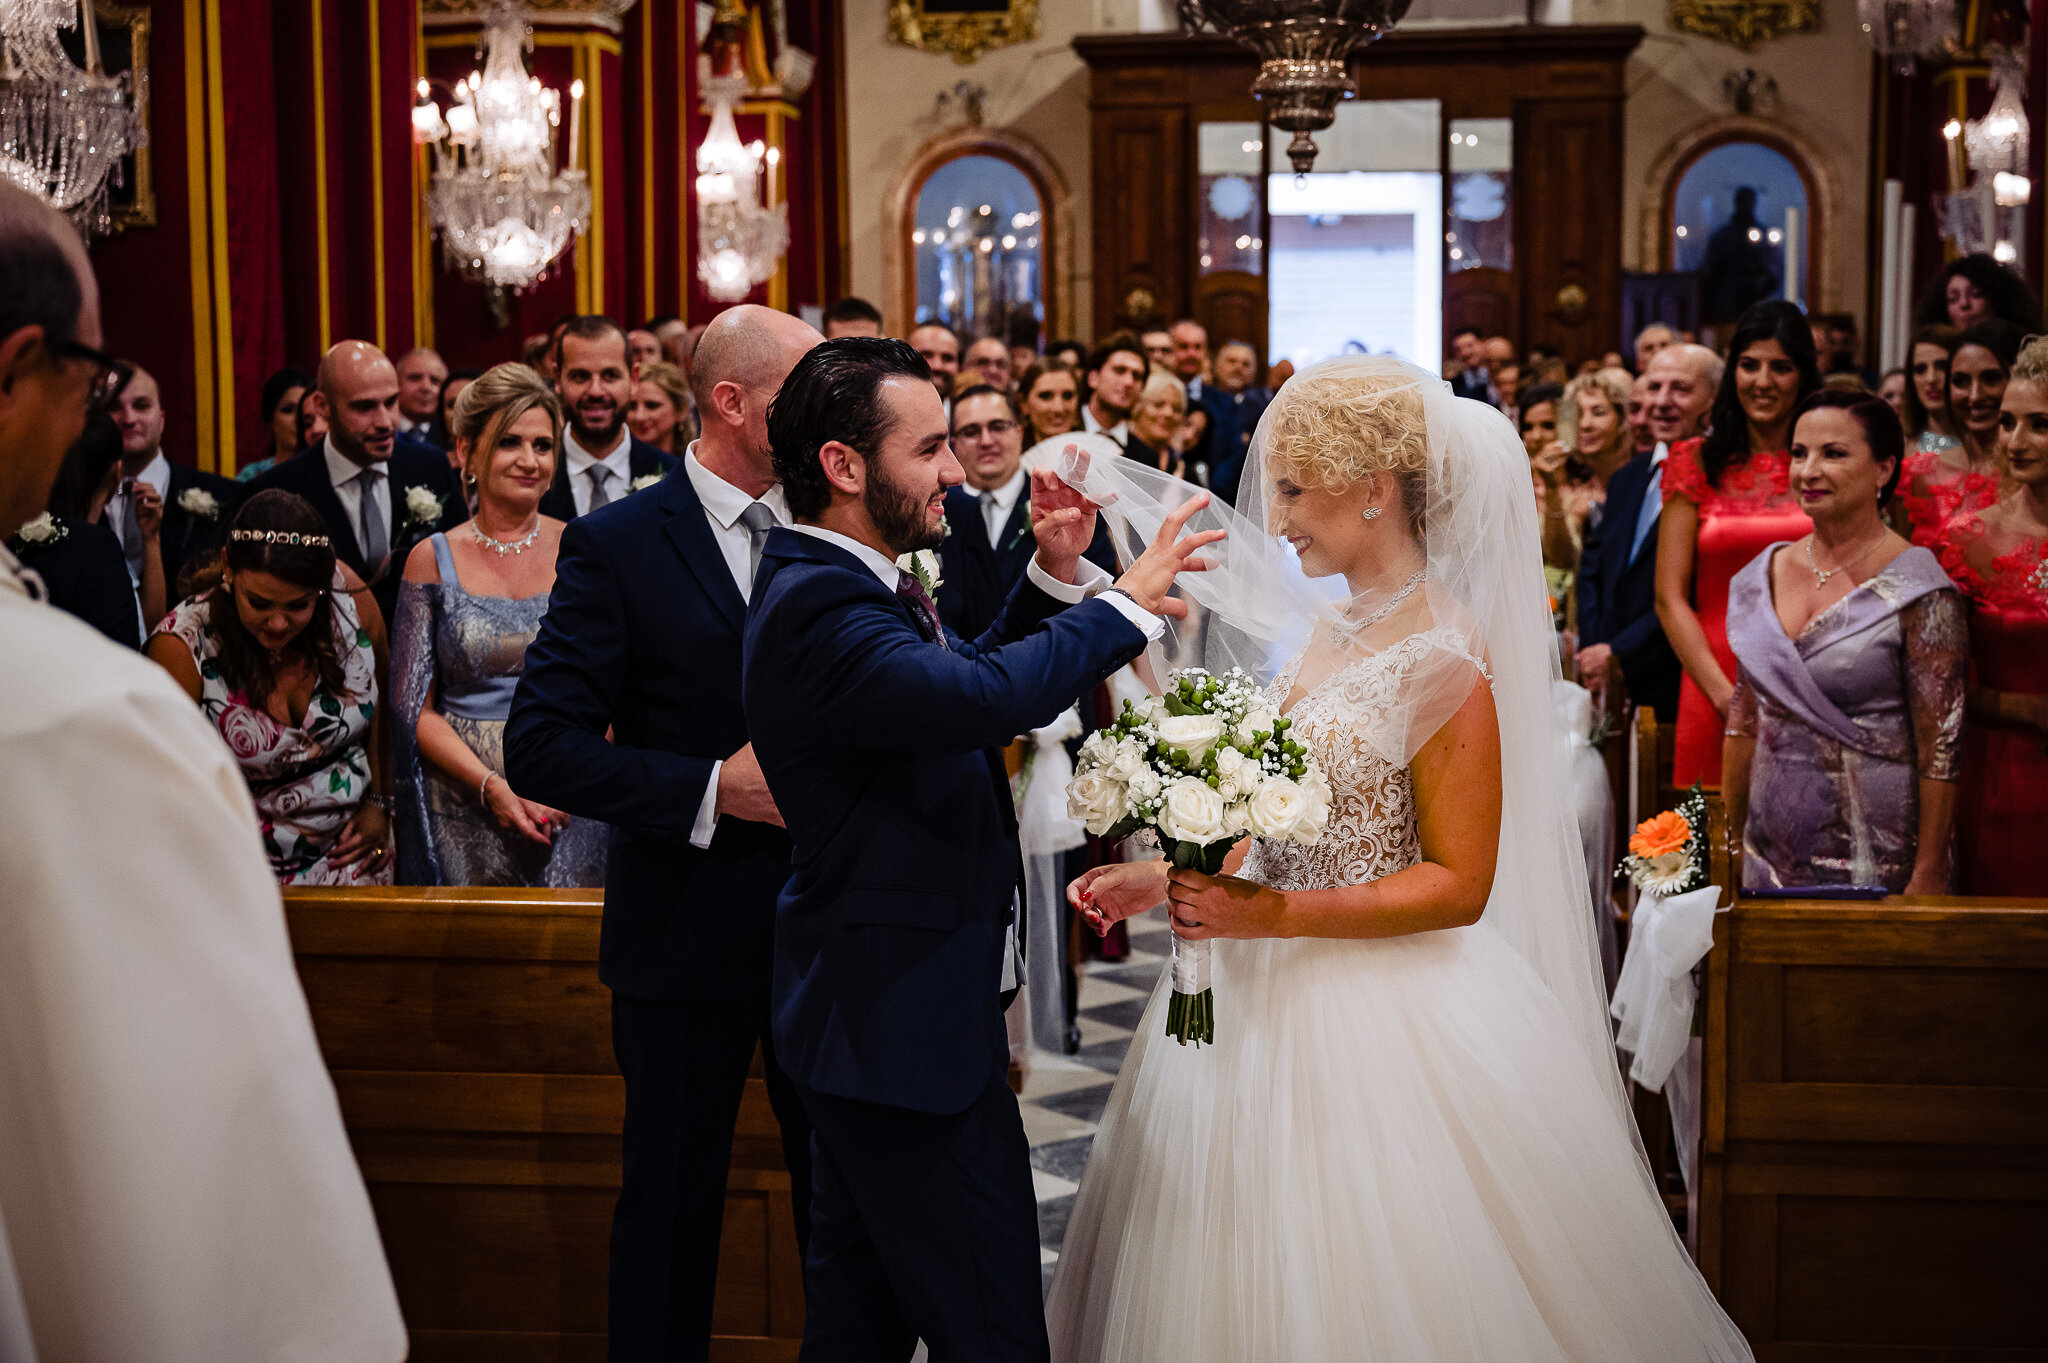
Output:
[
  {"xmin": 1644, "ymin": 117, "xmax": 1834, "ymax": 316},
  {"xmin": 883, "ymin": 129, "xmax": 1071, "ymax": 346}
]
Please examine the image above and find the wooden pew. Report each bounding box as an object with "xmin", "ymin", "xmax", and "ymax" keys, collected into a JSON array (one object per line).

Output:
[
  {"xmin": 1696, "ymin": 894, "xmax": 2048, "ymax": 1358},
  {"xmin": 285, "ymin": 887, "xmax": 804, "ymax": 1363}
]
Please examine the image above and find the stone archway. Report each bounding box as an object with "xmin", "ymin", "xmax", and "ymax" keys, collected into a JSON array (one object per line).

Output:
[{"xmin": 881, "ymin": 126, "xmax": 1073, "ymax": 342}]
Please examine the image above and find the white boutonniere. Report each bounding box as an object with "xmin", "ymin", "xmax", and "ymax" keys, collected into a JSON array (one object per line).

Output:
[
  {"xmin": 896, "ymin": 548, "xmax": 943, "ymax": 595},
  {"xmin": 402, "ymin": 484, "xmax": 446, "ymax": 530},
  {"xmin": 10, "ymin": 512, "xmax": 66, "ymax": 550},
  {"xmin": 176, "ymin": 487, "xmax": 220, "ymax": 520},
  {"xmin": 630, "ymin": 472, "xmax": 664, "ymax": 492}
]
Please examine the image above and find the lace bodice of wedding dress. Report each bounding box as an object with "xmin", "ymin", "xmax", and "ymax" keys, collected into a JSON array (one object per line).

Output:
[{"xmin": 1242, "ymin": 626, "xmax": 1487, "ymax": 894}]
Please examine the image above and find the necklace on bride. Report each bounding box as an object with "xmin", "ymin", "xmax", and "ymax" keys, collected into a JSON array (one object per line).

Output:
[
  {"xmin": 1335, "ymin": 568, "xmax": 1427, "ymax": 641},
  {"xmin": 472, "ymin": 520, "xmax": 542, "ymax": 557},
  {"xmin": 1804, "ymin": 529, "xmax": 1884, "ymax": 588}
]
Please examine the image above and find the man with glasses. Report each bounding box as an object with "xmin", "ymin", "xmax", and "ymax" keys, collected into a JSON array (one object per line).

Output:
[
  {"xmin": 0, "ymin": 179, "xmax": 405, "ymax": 1361},
  {"xmin": 106, "ymin": 363, "xmax": 242, "ymax": 601}
]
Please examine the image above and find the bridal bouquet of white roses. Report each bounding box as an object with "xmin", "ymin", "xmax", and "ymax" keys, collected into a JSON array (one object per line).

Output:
[{"xmin": 1067, "ymin": 666, "xmax": 1331, "ymax": 1045}]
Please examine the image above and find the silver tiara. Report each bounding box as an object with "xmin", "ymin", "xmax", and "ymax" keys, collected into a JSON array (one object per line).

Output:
[{"xmin": 230, "ymin": 529, "xmax": 330, "ymax": 547}]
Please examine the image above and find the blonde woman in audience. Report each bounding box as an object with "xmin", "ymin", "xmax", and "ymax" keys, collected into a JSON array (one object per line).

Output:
[
  {"xmin": 1125, "ymin": 369, "xmax": 1194, "ymax": 476},
  {"xmin": 627, "ymin": 358, "xmax": 694, "ymax": 456},
  {"xmin": 390, "ymin": 363, "xmax": 605, "ymax": 887},
  {"xmin": 1018, "ymin": 359, "xmax": 1080, "ymax": 446},
  {"xmin": 1534, "ymin": 367, "xmax": 1634, "ymax": 574}
]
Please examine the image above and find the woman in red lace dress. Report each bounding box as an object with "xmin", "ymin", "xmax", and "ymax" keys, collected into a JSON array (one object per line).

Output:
[
  {"xmin": 1656, "ymin": 301, "xmax": 1819, "ymax": 787},
  {"xmin": 1939, "ymin": 336, "xmax": 2048, "ymax": 896},
  {"xmin": 1901, "ymin": 321, "xmax": 2022, "ymax": 547}
]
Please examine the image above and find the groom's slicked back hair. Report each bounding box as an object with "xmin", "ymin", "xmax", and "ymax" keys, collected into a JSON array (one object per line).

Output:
[{"xmin": 769, "ymin": 336, "xmax": 931, "ymax": 519}]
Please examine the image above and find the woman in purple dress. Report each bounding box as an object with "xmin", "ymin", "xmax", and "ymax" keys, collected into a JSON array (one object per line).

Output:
[{"xmin": 1722, "ymin": 390, "xmax": 1968, "ymax": 895}]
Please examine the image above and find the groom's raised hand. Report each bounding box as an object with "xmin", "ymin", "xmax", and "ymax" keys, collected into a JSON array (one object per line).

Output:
[
  {"xmin": 1111, "ymin": 490, "xmax": 1226, "ymax": 619},
  {"xmin": 1028, "ymin": 459, "xmax": 1099, "ymax": 584}
]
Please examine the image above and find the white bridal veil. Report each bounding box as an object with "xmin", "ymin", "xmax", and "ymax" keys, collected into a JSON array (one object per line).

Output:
[{"xmin": 1053, "ymin": 355, "xmax": 1628, "ymax": 1115}]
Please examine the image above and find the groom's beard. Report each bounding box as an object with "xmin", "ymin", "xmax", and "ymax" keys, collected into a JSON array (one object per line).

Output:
[{"xmin": 866, "ymin": 462, "xmax": 945, "ymax": 556}]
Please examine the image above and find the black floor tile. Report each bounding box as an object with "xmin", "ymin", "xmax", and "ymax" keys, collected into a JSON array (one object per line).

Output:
[
  {"xmin": 1038, "ymin": 1192, "xmax": 1076, "ymax": 1252},
  {"xmin": 1030, "ymin": 1133, "xmax": 1095, "ymax": 1184},
  {"xmin": 1080, "ymin": 996, "xmax": 1150, "ymax": 1031},
  {"xmin": 1033, "ymin": 1082, "xmax": 1114, "ymax": 1124}
]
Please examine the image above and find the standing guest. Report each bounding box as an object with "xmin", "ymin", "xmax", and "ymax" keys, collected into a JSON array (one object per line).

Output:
[
  {"xmin": 627, "ymin": 327, "xmax": 664, "ymax": 373},
  {"xmin": 1142, "ymin": 328, "xmax": 1175, "ymax": 371},
  {"xmin": 965, "ymin": 334, "xmax": 1015, "ymax": 392},
  {"xmin": 1518, "ymin": 382, "xmax": 1563, "ymax": 461},
  {"xmin": 1007, "ymin": 317, "xmax": 1040, "ymax": 381},
  {"xmin": 1017, "ymin": 359, "xmax": 1080, "ymax": 446},
  {"xmin": 1915, "ymin": 253, "xmax": 2044, "ymax": 333},
  {"xmin": 0, "ymin": 176, "xmax": 404, "ymax": 1363},
  {"xmin": 1169, "ymin": 318, "xmax": 1210, "ymax": 387},
  {"xmin": 106, "ymin": 362, "xmax": 240, "ymax": 607},
  {"xmin": 392, "ymin": 364, "xmax": 603, "ymax": 889},
  {"xmin": 1876, "ymin": 368, "xmax": 1907, "ymax": 422},
  {"xmin": 1901, "ymin": 323, "xmax": 1961, "ymax": 455},
  {"xmin": 822, "ymin": 295, "xmax": 885, "ymax": 339},
  {"xmin": 1126, "ymin": 369, "xmax": 1195, "ymax": 477},
  {"xmin": 541, "ymin": 315, "xmax": 678, "ymax": 522},
  {"xmin": 1536, "ymin": 368, "xmax": 1635, "ymax": 575},
  {"xmin": 16, "ymin": 412, "xmax": 147, "ymax": 647},
  {"xmin": 505, "ymin": 304, "xmax": 822, "ymax": 1360},
  {"xmin": 1204, "ymin": 339, "xmax": 1273, "ymax": 502},
  {"xmin": 1046, "ymin": 338, "xmax": 1088, "ymax": 373},
  {"xmin": 1900, "ymin": 320, "xmax": 2023, "ymax": 548},
  {"xmin": 394, "ymin": 347, "xmax": 448, "ymax": 439},
  {"xmin": 652, "ymin": 315, "xmax": 692, "ymax": 366},
  {"xmin": 628, "ymin": 358, "xmax": 694, "ymax": 456},
  {"xmin": 1634, "ymin": 322, "xmax": 1677, "ymax": 375},
  {"xmin": 909, "ymin": 323, "xmax": 962, "ymax": 404},
  {"xmin": 1723, "ymin": 390, "xmax": 1964, "ymax": 894},
  {"xmin": 1937, "ymin": 335, "xmax": 2048, "ymax": 895},
  {"xmin": 522, "ymin": 331, "xmax": 552, "ymax": 372},
  {"xmin": 147, "ymin": 489, "xmax": 396, "ymax": 886},
  {"xmin": 432, "ymin": 365, "xmax": 485, "ymax": 460},
  {"xmin": 296, "ymin": 383, "xmax": 328, "ymax": 451},
  {"xmin": 1081, "ymin": 335, "xmax": 1147, "ymax": 446},
  {"xmin": 236, "ymin": 365, "xmax": 315, "ymax": 483},
  {"xmin": 1448, "ymin": 327, "xmax": 1491, "ymax": 401},
  {"xmin": 1493, "ymin": 361, "xmax": 1525, "ymax": 422},
  {"xmin": 250, "ymin": 340, "xmax": 465, "ymax": 630},
  {"xmin": 1657, "ymin": 301, "xmax": 1820, "ymax": 786},
  {"xmin": 1626, "ymin": 371, "xmax": 1657, "ymax": 454}
]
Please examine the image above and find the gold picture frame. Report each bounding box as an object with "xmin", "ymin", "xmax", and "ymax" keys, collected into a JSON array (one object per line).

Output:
[
  {"xmin": 888, "ymin": 0, "xmax": 1040, "ymax": 64},
  {"xmin": 1668, "ymin": 0, "xmax": 1819, "ymax": 50},
  {"xmin": 55, "ymin": 2, "xmax": 155, "ymax": 232}
]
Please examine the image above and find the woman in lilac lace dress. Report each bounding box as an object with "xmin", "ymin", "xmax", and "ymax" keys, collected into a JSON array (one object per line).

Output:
[
  {"xmin": 1723, "ymin": 391, "xmax": 1967, "ymax": 895},
  {"xmin": 391, "ymin": 364, "xmax": 605, "ymax": 887}
]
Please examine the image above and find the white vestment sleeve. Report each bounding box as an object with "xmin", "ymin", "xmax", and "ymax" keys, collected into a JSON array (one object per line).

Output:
[{"xmin": 0, "ymin": 606, "xmax": 405, "ymax": 1363}]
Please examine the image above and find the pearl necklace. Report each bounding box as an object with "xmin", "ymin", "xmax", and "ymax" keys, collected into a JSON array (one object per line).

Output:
[
  {"xmin": 472, "ymin": 521, "xmax": 542, "ymax": 557},
  {"xmin": 1804, "ymin": 530, "xmax": 1884, "ymax": 588},
  {"xmin": 1335, "ymin": 568, "xmax": 1427, "ymax": 641}
]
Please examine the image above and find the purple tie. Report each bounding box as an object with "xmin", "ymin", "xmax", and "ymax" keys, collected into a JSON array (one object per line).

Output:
[{"xmin": 896, "ymin": 571, "xmax": 948, "ymax": 650}]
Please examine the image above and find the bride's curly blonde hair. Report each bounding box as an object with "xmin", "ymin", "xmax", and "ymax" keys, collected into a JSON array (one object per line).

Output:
[{"xmin": 1258, "ymin": 363, "xmax": 1430, "ymax": 534}]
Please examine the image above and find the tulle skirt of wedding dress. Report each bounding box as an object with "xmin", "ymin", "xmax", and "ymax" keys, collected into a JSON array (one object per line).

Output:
[{"xmin": 1044, "ymin": 919, "xmax": 1753, "ymax": 1362}]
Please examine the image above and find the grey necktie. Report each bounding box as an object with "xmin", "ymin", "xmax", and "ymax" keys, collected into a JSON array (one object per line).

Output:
[
  {"xmin": 117, "ymin": 477, "xmax": 143, "ymax": 578},
  {"xmin": 588, "ymin": 463, "xmax": 616, "ymax": 511},
  {"xmin": 980, "ymin": 489, "xmax": 1002, "ymax": 545},
  {"xmin": 739, "ymin": 501, "xmax": 777, "ymax": 584},
  {"xmin": 354, "ymin": 467, "xmax": 388, "ymax": 579}
]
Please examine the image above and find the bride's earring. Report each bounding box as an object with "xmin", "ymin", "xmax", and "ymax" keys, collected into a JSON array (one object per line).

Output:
[{"xmin": 1361, "ymin": 506, "xmax": 1383, "ymax": 521}]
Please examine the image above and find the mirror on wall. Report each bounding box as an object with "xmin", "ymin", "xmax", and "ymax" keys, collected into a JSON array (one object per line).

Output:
[
  {"xmin": 911, "ymin": 154, "xmax": 1045, "ymax": 346},
  {"xmin": 1447, "ymin": 117, "xmax": 1511, "ymax": 275}
]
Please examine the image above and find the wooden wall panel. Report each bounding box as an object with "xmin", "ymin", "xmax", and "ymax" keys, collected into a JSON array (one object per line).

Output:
[
  {"xmin": 1515, "ymin": 98, "xmax": 1624, "ymax": 361},
  {"xmin": 1092, "ymin": 107, "xmax": 1188, "ymax": 333}
]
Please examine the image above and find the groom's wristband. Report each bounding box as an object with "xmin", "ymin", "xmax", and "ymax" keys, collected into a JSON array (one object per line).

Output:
[{"xmin": 1094, "ymin": 587, "xmax": 1164, "ymax": 642}]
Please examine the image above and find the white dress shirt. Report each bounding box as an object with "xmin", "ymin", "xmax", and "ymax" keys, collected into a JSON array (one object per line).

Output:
[
  {"xmin": 972, "ymin": 467, "xmax": 1029, "ymax": 546},
  {"xmin": 0, "ymin": 547, "xmax": 406, "ymax": 1362},
  {"xmin": 322, "ymin": 437, "xmax": 392, "ymax": 550},
  {"xmin": 685, "ymin": 445, "xmax": 790, "ymax": 850},
  {"xmin": 108, "ymin": 449, "xmax": 173, "ymax": 581},
  {"xmin": 1081, "ymin": 403, "xmax": 1129, "ymax": 446},
  {"xmin": 564, "ymin": 427, "xmax": 634, "ymax": 517}
]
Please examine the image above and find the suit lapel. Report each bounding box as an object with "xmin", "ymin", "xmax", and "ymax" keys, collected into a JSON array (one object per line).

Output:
[
  {"xmin": 296, "ymin": 454, "xmax": 367, "ymax": 572},
  {"xmin": 540, "ymin": 462, "xmax": 577, "ymax": 521},
  {"xmin": 659, "ymin": 470, "xmax": 746, "ymax": 632},
  {"xmin": 994, "ymin": 493, "xmax": 1034, "ymax": 576}
]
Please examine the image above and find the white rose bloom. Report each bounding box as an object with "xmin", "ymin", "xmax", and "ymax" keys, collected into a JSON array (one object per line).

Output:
[
  {"xmin": 1223, "ymin": 800, "xmax": 1252, "ymax": 836},
  {"xmin": 1104, "ymin": 737, "xmax": 1147, "ymax": 784},
  {"xmin": 1067, "ymin": 770, "xmax": 1129, "ymax": 836},
  {"xmin": 1135, "ymin": 694, "xmax": 1168, "ymax": 724},
  {"xmin": 1292, "ymin": 766, "xmax": 1333, "ymax": 844},
  {"xmin": 1078, "ymin": 731, "xmax": 1115, "ymax": 769},
  {"xmin": 406, "ymin": 485, "xmax": 443, "ymax": 524},
  {"xmin": 1156, "ymin": 776, "xmax": 1227, "ymax": 845},
  {"xmin": 176, "ymin": 488, "xmax": 219, "ymax": 519},
  {"xmin": 1235, "ymin": 705, "xmax": 1278, "ymax": 746},
  {"xmin": 1246, "ymin": 775, "xmax": 1311, "ymax": 840},
  {"xmin": 1155, "ymin": 714, "xmax": 1227, "ymax": 762},
  {"xmin": 1126, "ymin": 766, "xmax": 1163, "ymax": 804}
]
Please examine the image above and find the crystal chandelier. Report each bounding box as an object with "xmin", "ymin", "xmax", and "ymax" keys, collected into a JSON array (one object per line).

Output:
[
  {"xmin": 695, "ymin": 0, "xmax": 785, "ymax": 302},
  {"xmin": 1175, "ymin": 0, "xmax": 1413, "ymax": 175},
  {"xmin": 0, "ymin": 0, "xmax": 146, "ymax": 237},
  {"xmin": 417, "ymin": 1, "xmax": 589, "ymax": 294},
  {"xmin": 1856, "ymin": 0, "xmax": 1953, "ymax": 73}
]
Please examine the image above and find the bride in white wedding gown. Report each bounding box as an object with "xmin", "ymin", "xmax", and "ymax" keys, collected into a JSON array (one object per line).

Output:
[{"xmin": 1043, "ymin": 359, "xmax": 1752, "ymax": 1362}]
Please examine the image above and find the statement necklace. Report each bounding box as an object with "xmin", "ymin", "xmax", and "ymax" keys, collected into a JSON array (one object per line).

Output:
[
  {"xmin": 1336, "ymin": 568, "xmax": 1427, "ymax": 640},
  {"xmin": 472, "ymin": 520, "xmax": 542, "ymax": 557},
  {"xmin": 1804, "ymin": 530, "xmax": 1884, "ymax": 588}
]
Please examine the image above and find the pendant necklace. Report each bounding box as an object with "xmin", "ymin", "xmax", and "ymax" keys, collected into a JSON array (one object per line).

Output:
[
  {"xmin": 1804, "ymin": 531, "xmax": 1884, "ymax": 588},
  {"xmin": 1336, "ymin": 568, "xmax": 1427, "ymax": 640},
  {"xmin": 473, "ymin": 521, "xmax": 542, "ymax": 557}
]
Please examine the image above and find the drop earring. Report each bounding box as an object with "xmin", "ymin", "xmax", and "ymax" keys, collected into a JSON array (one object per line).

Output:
[{"xmin": 1361, "ymin": 506, "xmax": 1383, "ymax": 521}]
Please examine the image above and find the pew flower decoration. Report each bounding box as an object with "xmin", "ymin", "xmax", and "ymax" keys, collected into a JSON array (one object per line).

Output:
[
  {"xmin": 896, "ymin": 548, "xmax": 943, "ymax": 595},
  {"xmin": 176, "ymin": 488, "xmax": 221, "ymax": 520},
  {"xmin": 402, "ymin": 485, "xmax": 446, "ymax": 531},
  {"xmin": 1068, "ymin": 666, "xmax": 1330, "ymax": 1046},
  {"xmin": 10, "ymin": 512, "xmax": 65, "ymax": 550},
  {"xmin": 1618, "ymin": 784, "xmax": 1710, "ymax": 897},
  {"xmin": 631, "ymin": 473, "xmax": 664, "ymax": 492}
]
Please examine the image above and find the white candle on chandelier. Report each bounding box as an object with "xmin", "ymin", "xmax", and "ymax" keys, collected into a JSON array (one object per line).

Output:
[
  {"xmin": 78, "ymin": 0, "xmax": 102, "ymax": 74},
  {"xmin": 566, "ymin": 78, "xmax": 585, "ymax": 173}
]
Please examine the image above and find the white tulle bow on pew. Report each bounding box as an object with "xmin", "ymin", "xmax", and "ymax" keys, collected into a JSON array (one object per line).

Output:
[{"xmin": 1018, "ymin": 706, "xmax": 1087, "ymax": 1056}]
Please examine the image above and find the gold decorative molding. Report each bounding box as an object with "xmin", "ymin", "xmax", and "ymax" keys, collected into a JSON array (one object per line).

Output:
[
  {"xmin": 421, "ymin": 0, "xmax": 638, "ymax": 34},
  {"xmin": 73, "ymin": 1, "xmax": 155, "ymax": 233},
  {"xmin": 888, "ymin": 0, "xmax": 1039, "ymax": 64},
  {"xmin": 1668, "ymin": 0, "xmax": 1818, "ymax": 50}
]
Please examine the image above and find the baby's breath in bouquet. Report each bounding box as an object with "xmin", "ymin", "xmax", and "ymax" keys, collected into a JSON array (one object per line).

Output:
[{"xmin": 1068, "ymin": 667, "xmax": 1331, "ymax": 1045}]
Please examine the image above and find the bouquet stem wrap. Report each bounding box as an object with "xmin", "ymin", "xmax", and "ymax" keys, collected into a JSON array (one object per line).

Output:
[{"xmin": 1161, "ymin": 836, "xmax": 1236, "ymax": 1046}]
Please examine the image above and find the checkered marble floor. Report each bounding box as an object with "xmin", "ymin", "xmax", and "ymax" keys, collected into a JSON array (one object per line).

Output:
[{"xmin": 1019, "ymin": 906, "xmax": 1174, "ymax": 1297}]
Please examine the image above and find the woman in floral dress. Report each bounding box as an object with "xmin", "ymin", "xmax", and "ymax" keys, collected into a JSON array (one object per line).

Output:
[
  {"xmin": 146, "ymin": 489, "xmax": 394, "ymax": 885},
  {"xmin": 1939, "ymin": 337, "xmax": 2048, "ymax": 897}
]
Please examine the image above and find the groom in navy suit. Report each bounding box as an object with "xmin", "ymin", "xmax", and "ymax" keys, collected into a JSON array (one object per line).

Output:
[
  {"xmin": 742, "ymin": 337, "xmax": 1219, "ymax": 1360},
  {"xmin": 505, "ymin": 304, "xmax": 825, "ymax": 1361}
]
